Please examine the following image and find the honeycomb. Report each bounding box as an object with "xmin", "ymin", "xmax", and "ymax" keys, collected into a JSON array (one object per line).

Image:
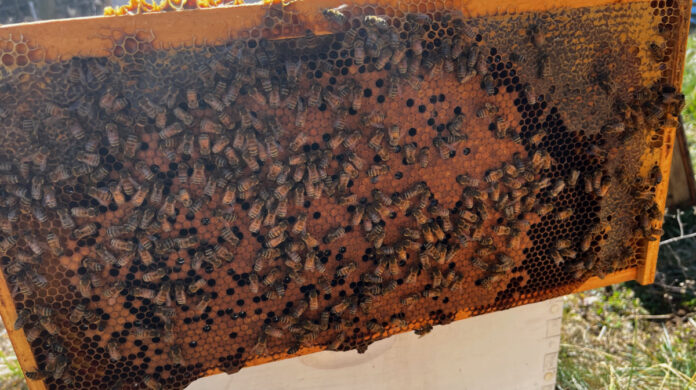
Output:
[
  {"xmin": 0, "ymin": 0, "xmax": 687, "ymax": 388},
  {"xmin": 103, "ymin": 0, "xmax": 247, "ymax": 15}
]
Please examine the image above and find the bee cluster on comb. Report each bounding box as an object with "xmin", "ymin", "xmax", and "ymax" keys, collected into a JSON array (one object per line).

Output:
[{"xmin": 0, "ymin": 0, "xmax": 687, "ymax": 388}]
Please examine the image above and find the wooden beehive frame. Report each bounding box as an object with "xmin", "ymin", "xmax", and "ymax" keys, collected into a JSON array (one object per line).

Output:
[{"xmin": 0, "ymin": 0, "xmax": 688, "ymax": 388}]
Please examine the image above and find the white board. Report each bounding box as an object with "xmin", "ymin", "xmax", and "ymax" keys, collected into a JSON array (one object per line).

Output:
[{"xmin": 187, "ymin": 297, "xmax": 563, "ymax": 390}]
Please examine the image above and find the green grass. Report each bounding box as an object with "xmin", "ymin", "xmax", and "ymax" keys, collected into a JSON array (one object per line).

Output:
[
  {"xmin": 0, "ymin": 323, "xmax": 26, "ymax": 390},
  {"xmin": 558, "ymin": 287, "xmax": 696, "ymax": 390},
  {"xmin": 681, "ymin": 34, "xmax": 696, "ymax": 165}
]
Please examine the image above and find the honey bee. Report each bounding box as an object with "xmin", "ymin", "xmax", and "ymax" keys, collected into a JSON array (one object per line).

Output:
[
  {"xmin": 649, "ymin": 42, "xmax": 665, "ymax": 61},
  {"xmin": 406, "ymin": 12, "xmax": 431, "ymax": 25},
  {"xmin": 74, "ymin": 150, "xmax": 100, "ymax": 169},
  {"xmin": 72, "ymin": 223, "xmax": 97, "ymax": 240},
  {"xmin": 454, "ymin": 55, "xmax": 473, "ymax": 83},
  {"xmin": 320, "ymin": 88, "xmax": 340, "ymax": 111},
  {"xmin": 539, "ymin": 54, "xmax": 552, "ymax": 78},
  {"xmin": 363, "ymin": 15, "xmax": 389, "ymax": 31},
  {"xmin": 381, "ymin": 124, "xmax": 401, "ymax": 148},
  {"xmin": 66, "ymin": 119, "xmax": 87, "ymax": 140},
  {"xmin": 431, "ymin": 268, "xmax": 444, "ymax": 288},
  {"xmin": 25, "ymin": 370, "xmax": 50, "ymax": 381},
  {"xmin": 582, "ymin": 174, "xmax": 594, "ymax": 194},
  {"xmin": 249, "ymin": 215, "xmax": 263, "ymax": 234},
  {"xmin": 48, "ymin": 163, "xmax": 70, "ymax": 183},
  {"xmin": 298, "ymin": 28, "xmax": 318, "ymax": 49},
  {"xmin": 477, "ymin": 273, "xmax": 501, "ymax": 290},
  {"xmin": 265, "ymin": 230, "xmax": 286, "ymax": 248},
  {"xmin": 261, "ymin": 323, "xmax": 284, "ymax": 339},
  {"xmin": 597, "ymin": 176, "xmax": 611, "ymax": 197},
  {"xmin": 527, "ymin": 22, "xmax": 546, "ymax": 47},
  {"xmin": 259, "ymin": 267, "xmax": 281, "ymax": 287},
  {"xmin": 108, "ymin": 237, "xmax": 133, "ymax": 252},
  {"xmin": 12, "ymin": 308, "xmax": 31, "ymax": 331},
  {"xmin": 398, "ymin": 292, "xmax": 423, "ymax": 309},
  {"xmin": 39, "ymin": 315, "xmax": 59, "ymax": 335},
  {"xmin": 602, "ymin": 121, "xmax": 625, "ymax": 135},
  {"xmin": 422, "ymin": 285, "xmax": 443, "ymax": 298},
  {"xmin": 26, "ymin": 268, "xmax": 47, "ymax": 289},
  {"xmin": 283, "ymin": 130, "xmax": 308, "ymax": 154},
  {"xmin": 194, "ymin": 293, "xmax": 211, "ymax": 316},
  {"xmin": 102, "ymin": 281, "xmax": 125, "ymax": 299},
  {"xmin": 482, "ymin": 168, "xmax": 503, "ymax": 184},
  {"xmin": 138, "ymin": 97, "xmax": 158, "ymax": 119},
  {"xmin": 328, "ymin": 298, "xmax": 350, "ymax": 315},
  {"xmin": 273, "ymin": 182, "xmax": 292, "ymax": 200},
  {"xmin": 556, "ymin": 208, "xmax": 574, "ymax": 221},
  {"xmin": 22, "ymin": 326, "xmax": 41, "ymax": 343},
  {"xmin": 649, "ymin": 165, "xmax": 663, "ymax": 185},
  {"xmin": 478, "ymin": 73, "xmax": 495, "ymax": 95},
  {"xmin": 28, "ymin": 176, "xmax": 44, "ymax": 201},
  {"xmin": 130, "ymin": 286, "xmax": 155, "ymax": 300},
  {"xmin": 142, "ymin": 375, "xmax": 162, "ymax": 390},
  {"xmin": 491, "ymin": 254, "xmax": 514, "ymax": 273},
  {"xmin": 174, "ymin": 234, "xmax": 199, "ymax": 250},
  {"xmin": 109, "ymin": 181, "xmax": 127, "ymax": 206},
  {"xmin": 560, "ymin": 248, "xmax": 578, "ymax": 259},
  {"xmin": 336, "ymin": 262, "xmax": 357, "ymax": 278},
  {"xmin": 339, "ymin": 130, "xmax": 360, "ymax": 150},
  {"xmin": 162, "ymin": 344, "xmax": 184, "ymax": 368},
  {"xmin": 103, "ymin": 123, "xmax": 122, "ymax": 150},
  {"xmin": 474, "ymin": 102, "xmax": 497, "ymax": 118},
  {"xmin": 71, "ymin": 206, "xmax": 98, "ymax": 219},
  {"xmin": 183, "ymin": 277, "xmax": 206, "ymax": 295},
  {"xmin": 48, "ymin": 350, "xmax": 69, "ymax": 378},
  {"xmin": 523, "ymin": 128, "xmax": 546, "ymax": 146},
  {"xmin": 81, "ymin": 256, "xmax": 103, "ymax": 273},
  {"xmin": 365, "ymin": 319, "xmax": 385, "ymax": 333},
  {"xmin": 186, "ymin": 159, "xmax": 205, "ymax": 187},
  {"xmin": 320, "ymin": 330, "xmax": 346, "ymax": 352},
  {"xmin": 367, "ymin": 163, "xmax": 390, "ymax": 178},
  {"xmin": 133, "ymin": 160, "xmax": 155, "ymax": 182},
  {"xmin": 549, "ymin": 179, "xmax": 565, "ymax": 197},
  {"xmin": 199, "ymin": 118, "xmax": 222, "ymax": 135},
  {"xmin": 29, "ymin": 204, "xmax": 47, "ymax": 223},
  {"xmin": 546, "ymin": 247, "xmax": 565, "ymax": 265},
  {"xmin": 140, "ymin": 266, "xmax": 166, "ymax": 283},
  {"xmin": 362, "ymin": 129, "xmax": 385, "ymax": 153},
  {"xmin": 564, "ymin": 169, "xmax": 580, "ymax": 187},
  {"xmin": 107, "ymin": 340, "xmax": 121, "ymax": 361},
  {"xmin": 518, "ymin": 83, "xmax": 537, "ymax": 105},
  {"xmin": 200, "ymin": 93, "xmax": 223, "ymax": 111}
]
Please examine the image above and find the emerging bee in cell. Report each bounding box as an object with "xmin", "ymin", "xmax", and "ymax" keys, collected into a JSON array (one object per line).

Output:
[
  {"xmin": 538, "ymin": 54, "xmax": 552, "ymax": 78},
  {"xmin": 107, "ymin": 340, "xmax": 121, "ymax": 361},
  {"xmin": 555, "ymin": 208, "xmax": 574, "ymax": 221},
  {"xmin": 169, "ymin": 344, "xmax": 185, "ymax": 366}
]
